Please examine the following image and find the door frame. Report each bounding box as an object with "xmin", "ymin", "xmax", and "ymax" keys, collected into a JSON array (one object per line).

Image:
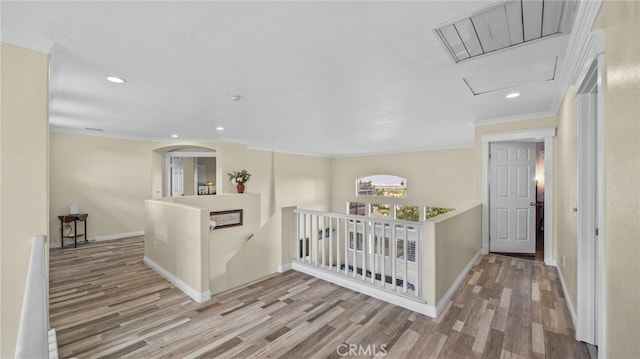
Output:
[
  {"xmin": 574, "ymin": 29, "xmax": 605, "ymax": 350},
  {"xmin": 481, "ymin": 127, "xmax": 556, "ymax": 265}
]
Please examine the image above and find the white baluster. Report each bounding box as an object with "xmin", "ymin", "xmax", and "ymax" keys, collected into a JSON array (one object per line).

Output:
[
  {"xmin": 352, "ymin": 222, "xmax": 357, "ymax": 278},
  {"xmin": 336, "ymin": 218, "xmax": 341, "ymax": 274},
  {"xmin": 303, "ymin": 213, "xmax": 308, "ymax": 264},
  {"xmin": 362, "ymin": 221, "xmax": 367, "ymax": 280},
  {"xmin": 403, "ymin": 225, "xmax": 408, "ymax": 293},
  {"xmin": 321, "ymin": 216, "xmax": 326, "ymax": 269},
  {"xmin": 296, "ymin": 212, "xmax": 300, "ymax": 261},
  {"xmin": 329, "ymin": 217, "xmax": 333, "ymax": 271},
  {"xmin": 414, "ymin": 227, "xmax": 420, "ymax": 296},
  {"xmin": 391, "ymin": 224, "xmax": 397, "ymax": 291}
]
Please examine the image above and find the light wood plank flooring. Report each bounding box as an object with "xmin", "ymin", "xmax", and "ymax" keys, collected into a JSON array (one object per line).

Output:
[{"xmin": 49, "ymin": 236, "xmax": 590, "ymax": 358}]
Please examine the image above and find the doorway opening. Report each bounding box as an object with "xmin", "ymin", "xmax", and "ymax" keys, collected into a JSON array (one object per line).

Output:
[
  {"xmin": 487, "ymin": 140, "xmax": 544, "ymax": 261},
  {"xmin": 534, "ymin": 142, "xmax": 545, "ymax": 262},
  {"xmin": 481, "ymin": 127, "xmax": 556, "ymax": 266},
  {"xmin": 163, "ymin": 150, "xmax": 217, "ymax": 197}
]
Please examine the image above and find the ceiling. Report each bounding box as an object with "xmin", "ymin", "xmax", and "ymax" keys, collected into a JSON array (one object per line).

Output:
[{"xmin": 1, "ymin": 1, "xmax": 587, "ymax": 156}]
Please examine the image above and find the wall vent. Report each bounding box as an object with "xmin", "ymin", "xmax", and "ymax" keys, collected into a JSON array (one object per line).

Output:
[{"xmin": 433, "ymin": 0, "xmax": 577, "ymax": 63}]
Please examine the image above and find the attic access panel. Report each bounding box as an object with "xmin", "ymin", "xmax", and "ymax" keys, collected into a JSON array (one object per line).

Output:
[{"xmin": 433, "ymin": 0, "xmax": 577, "ymax": 63}]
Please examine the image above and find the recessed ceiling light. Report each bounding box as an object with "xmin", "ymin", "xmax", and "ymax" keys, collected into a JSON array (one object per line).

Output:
[
  {"xmin": 216, "ymin": 126, "xmax": 224, "ymax": 131},
  {"xmin": 171, "ymin": 134, "xmax": 179, "ymax": 138},
  {"xmin": 85, "ymin": 127, "xmax": 104, "ymax": 132},
  {"xmin": 506, "ymin": 92, "xmax": 520, "ymax": 99},
  {"xmin": 230, "ymin": 95, "xmax": 241, "ymax": 102},
  {"xmin": 106, "ymin": 75, "xmax": 126, "ymax": 84}
]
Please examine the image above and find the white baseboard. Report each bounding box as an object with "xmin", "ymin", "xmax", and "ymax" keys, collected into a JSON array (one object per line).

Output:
[
  {"xmin": 278, "ymin": 262, "xmax": 292, "ymax": 273},
  {"xmin": 555, "ymin": 264, "xmax": 577, "ymax": 329},
  {"xmin": 49, "ymin": 230, "xmax": 144, "ymax": 248},
  {"xmin": 435, "ymin": 249, "xmax": 484, "ymax": 315},
  {"xmin": 143, "ymin": 256, "xmax": 211, "ymax": 303},
  {"xmin": 92, "ymin": 230, "xmax": 144, "ymax": 242},
  {"xmin": 291, "ymin": 262, "xmax": 437, "ymax": 317},
  {"xmin": 48, "ymin": 328, "xmax": 59, "ymax": 359}
]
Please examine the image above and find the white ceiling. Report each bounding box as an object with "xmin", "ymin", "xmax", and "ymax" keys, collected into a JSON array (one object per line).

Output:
[{"xmin": 2, "ymin": 1, "xmax": 584, "ymax": 156}]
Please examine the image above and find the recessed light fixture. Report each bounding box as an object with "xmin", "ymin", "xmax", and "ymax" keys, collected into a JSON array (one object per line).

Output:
[
  {"xmin": 230, "ymin": 95, "xmax": 241, "ymax": 102},
  {"xmin": 106, "ymin": 75, "xmax": 126, "ymax": 84},
  {"xmin": 216, "ymin": 126, "xmax": 224, "ymax": 131},
  {"xmin": 85, "ymin": 127, "xmax": 104, "ymax": 132},
  {"xmin": 506, "ymin": 92, "xmax": 520, "ymax": 99},
  {"xmin": 171, "ymin": 134, "xmax": 179, "ymax": 138}
]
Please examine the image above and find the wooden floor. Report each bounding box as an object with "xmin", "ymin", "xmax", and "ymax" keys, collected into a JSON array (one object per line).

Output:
[{"xmin": 49, "ymin": 236, "xmax": 590, "ymax": 358}]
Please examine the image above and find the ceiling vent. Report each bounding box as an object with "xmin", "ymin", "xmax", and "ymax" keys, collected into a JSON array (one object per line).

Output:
[{"xmin": 433, "ymin": 0, "xmax": 577, "ymax": 63}]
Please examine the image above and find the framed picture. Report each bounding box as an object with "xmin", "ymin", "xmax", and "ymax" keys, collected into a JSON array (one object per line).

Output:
[{"xmin": 210, "ymin": 209, "xmax": 243, "ymax": 229}]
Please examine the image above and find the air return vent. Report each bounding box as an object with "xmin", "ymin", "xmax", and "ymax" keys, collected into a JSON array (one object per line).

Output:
[{"xmin": 433, "ymin": 0, "xmax": 577, "ymax": 63}]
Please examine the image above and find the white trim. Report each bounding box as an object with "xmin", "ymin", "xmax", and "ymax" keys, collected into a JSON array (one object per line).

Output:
[
  {"xmin": 575, "ymin": 29, "xmax": 606, "ymax": 350},
  {"xmin": 481, "ymin": 142, "xmax": 490, "ymax": 255},
  {"xmin": 143, "ymin": 256, "xmax": 211, "ymax": 303},
  {"xmin": 91, "ymin": 230, "xmax": 144, "ymax": 242},
  {"xmin": 292, "ymin": 249, "xmax": 483, "ymax": 319},
  {"xmin": 164, "ymin": 151, "xmax": 216, "ymax": 158},
  {"xmin": 481, "ymin": 127, "xmax": 556, "ymax": 143},
  {"xmin": 49, "ymin": 230, "xmax": 144, "ymax": 248},
  {"xmin": 481, "ymin": 128, "xmax": 556, "ymax": 263},
  {"xmin": 329, "ymin": 143, "xmax": 474, "ymax": 159},
  {"xmin": 435, "ymin": 249, "xmax": 483, "ymax": 315},
  {"xmin": 291, "ymin": 261, "xmax": 437, "ymax": 318},
  {"xmin": 50, "ymin": 126, "xmax": 471, "ymax": 159},
  {"xmin": 595, "ymin": 51, "xmax": 607, "ymax": 358},
  {"xmin": 556, "ymin": 264, "xmax": 577, "ymax": 329},
  {"xmin": 550, "ymin": 0, "xmax": 604, "ymax": 115},
  {"xmin": 543, "ymin": 136, "xmax": 555, "ymax": 266},
  {"xmin": 277, "ymin": 263, "xmax": 292, "ymax": 273},
  {"xmin": 474, "ymin": 111, "xmax": 556, "ymax": 127},
  {"xmin": 247, "ymin": 146, "xmax": 331, "ymax": 159},
  {"xmin": 48, "ymin": 328, "xmax": 59, "ymax": 359}
]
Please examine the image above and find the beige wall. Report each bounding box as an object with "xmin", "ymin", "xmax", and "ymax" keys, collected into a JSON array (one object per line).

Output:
[
  {"xmin": 434, "ymin": 204, "xmax": 482, "ymax": 304},
  {"xmin": 594, "ymin": 1, "xmax": 640, "ymax": 357},
  {"xmin": 247, "ymin": 149, "xmax": 276, "ymax": 225},
  {"xmin": 216, "ymin": 142, "xmax": 248, "ymax": 194},
  {"xmin": 331, "ymin": 147, "xmax": 476, "ymax": 214},
  {"xmin": 50, "ymin": 132, "xmax": 151, "ymax": 244},
  {"xmin": 169, "ymin": 194, "xmax": 261, "ymax": 294},
  {"xmin": 0, "ymin": 43, "xmax": 49, "ymax": 358},
  {"xmin": 554, "ymin": 86, "xmax": 579, "ymax": 310},
  {"xmin": 183, "ymin": 157, "xmax": 195, "ymax": 196},
  {"xmin": 144, "ymin": 199, "xmax": 209, "ymax": 292},
  {"xmin": 274, "ymin": 152, "xmax": 332, "ymax": 211},
  {"xmin": 225, "ymin": 207, "xmax": 296, "ymax": 289}
]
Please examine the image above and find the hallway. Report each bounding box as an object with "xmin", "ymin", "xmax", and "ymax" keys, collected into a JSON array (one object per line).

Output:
[{"xmin": 49, "ymin": 236, "xmax": 590, "ymax": 358}]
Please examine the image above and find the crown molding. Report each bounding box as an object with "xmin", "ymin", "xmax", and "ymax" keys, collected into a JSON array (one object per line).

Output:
[
  {"xmin": 473, "ymin": 110, "xmax": 556, "ymax": 127},
  {"xmin": 550, "ymin": 0, "xmax": 604, "ymax": 115}
]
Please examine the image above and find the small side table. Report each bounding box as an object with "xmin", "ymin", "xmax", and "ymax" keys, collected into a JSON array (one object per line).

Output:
[{"xmin": 58, "ymin": 213, "xmax": 88, "ymax": 248}]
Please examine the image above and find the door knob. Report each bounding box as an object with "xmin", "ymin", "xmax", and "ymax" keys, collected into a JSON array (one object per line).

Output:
[{"xmin": 530, "ymin": 202, "xmax": 536, "ymax": 206}]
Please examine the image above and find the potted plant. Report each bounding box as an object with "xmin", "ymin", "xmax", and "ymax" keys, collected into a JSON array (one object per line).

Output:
[{"xmin": 227, "ymin": 170, "xmax": 251, "ymax": 193}]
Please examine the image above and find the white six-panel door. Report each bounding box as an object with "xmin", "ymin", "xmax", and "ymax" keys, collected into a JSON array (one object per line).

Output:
[
  {"xmin": 171, "ymin": 157, "xmax": 184, "ymax": 197},
  {"xmin": 490, "ymin": 142, "xmax": 536, "ymax": 254}
]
